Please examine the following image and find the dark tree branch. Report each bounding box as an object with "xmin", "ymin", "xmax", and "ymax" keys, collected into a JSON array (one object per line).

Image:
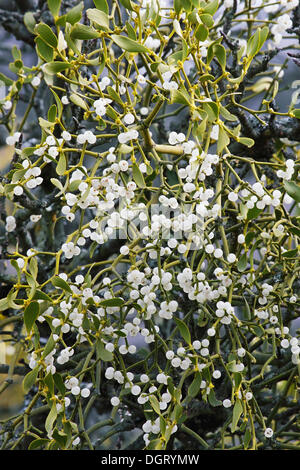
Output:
[{"xmin": 0, "ymin": 9, "xmax": 35, "ymax": 47}]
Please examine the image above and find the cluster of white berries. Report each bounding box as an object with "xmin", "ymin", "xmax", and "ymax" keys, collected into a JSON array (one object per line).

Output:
[
  {"xmin": 5, "ymin": 215, "xmax": 16, "ymax": 232},
  {"xmin": 161, "ymin": 70, "xmax": 178, "ymax": 91},
  {"xmin": 65, "ymin": 376, "xmax": 90, "ymax": 398},
  {"xmin": 241, "ymin": 183, "xmax": 283, "ymax": 210},
  {"xmin": 117, "ymin": 129, "xmax": 139, "ymax": 144},
  {"xmin": 168, "ymin": 131, "xmax": 186, "ymax": 145},
  {"xmin": 276, "ymin": 159, "xmax": 295, "ymax": 181},
  {"xmin": 61, "ymin": 241, "xmax": 81, "ymax": 259},
  {"xmin": 93, "ymin": 96, "xmax": 112, "ymax": 117},
  {"xmin": 76, "ymin": 130, "xmax": 97, "ymax": 145},
  {"xmin": 144, "ymin": 35, "xmax": 161, "ymax": 50},
  {"xmin": 271, "ymin": 13, "xmax": 293, "ymax": 44},
  {"xmin": 142, "ymin": 418, "xmax": 177, "ymax": 445},
  {"xmin": 158, "ymin": 300, "xmax": 178, "ymax": 320}
]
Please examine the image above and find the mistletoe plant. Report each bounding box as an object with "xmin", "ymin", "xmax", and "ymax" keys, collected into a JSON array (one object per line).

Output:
[{"xmin": 0, "ymin": 0, "xmax": 300, "ymax": 451}]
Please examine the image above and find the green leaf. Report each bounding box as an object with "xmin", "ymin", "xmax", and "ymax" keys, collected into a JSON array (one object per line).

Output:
[
  {"xmin": 56, "ymin": 14, "xmax": 67, "ymax": 27},
  {"xmin": 86, "ymin": 8, "xmax": 110, "ymax": 30},
  {"xmin": 50, "ymin": 88, "xmax": 63, "ymax": 118},
  {"xmin": 237, "ymin": 253, "xmax": 247, "ymax": 272},
  {"xmin": 66, "ymin": 1, "xmax": 84, "ymax": 25},
  {"xmin": 208, "ymin": 389, "xmax": 222, "ymax": 406},
  {"xmin": 246, "ymin": 29, "xmax": 260, "ymax": 58},
  {"xmin": 188, "ymin": 371, "xmax": 202, "ymax": 398},
  {"xmin": 96, "ymin": 340, "xmax": 113, "ymax": 361},
  {"xmin": 147, "ymin": 438, "xmax": 163, "ymax": 450},
  {"xmin": 289, "ymin": 226, "xmax": 300, "ymax": 238},
  {"xmin": 93, "ymin": 0, "xmax": 109, "ymax": 14},
  {"xmin": 203, "ymin": 0, "xmax": 219, "ymax": 15},
  {"xmin": 111, "ymin": 34, "xmax": 149, "ymax": 53},
  {"xmin": 106, "ymin": 105, "xmax": 118, "ymax": 121},
  {"xmin": 23, "ymin": 366, "xmax": 39, "ymax": 394},
  {"xmin": 44, "ymin": 372, "xmax": 55, "ymax": 395},
  {"xmin": 292, "ymin": 109, "xmax": 300, "ymax": 119},
  {"xmin": 245, "ymin": 231, "xmax": 256, "ymax": 245},
  {"xmin": 258, "ymin": 26, "xmax": 269, "ymax": 51},
  {"xmin": 247, "ymin": 206, "xmax": 262, "ymax": 221},
  {"xmin": 202, "ymin": 101, "xmax": 219, "ymax": 121},
  {"xmin": 170, "ymin": 88, "xmax": 190, "ymax": 106},
  {"xmin": 56, "ymin": 153, "xmax": 67, "ymax": 175},
  {"xmin": 48, "ymin": 0, "xmax": 61, "ymax": 17},
  {"xmin": 200, "ymin": 13, "xmax": 214, "ymax": 28},
  {"xmin": 53, "ymin": 373, "xmax": 66, "ymax": 395},
  {"xmin": 282, "ymin": 248, "xmax": 298, "ymax": 258},
  {"xmin": 119, "ymin": 0, "xmax": 135, "ymax": 11},
  {"xmin": 48, "ymin": 104, "xmax": 57, "ymax": 122},
  {"xmin": 45, "ymin": 402, "xmax": 58, "ymax": 435},
  {"xmin": 99, "ymin": 297, "xmax": 124, "ymax": 307},
  {"xmin": 0, "ymin": 298, "xmax": 9, "ymax": 312},
  {"xmin": 283, "ymin": 180, "xmax": 300, "ymax": 203},
  {"xmin": 24, "ymin": 301, "xmax": 40, "ymax": 334},
  {"xmin": 106, "ymin": 86, "xmax": 124, "ymax": 106},
  {"xmin": 43, "ymin": 61, "xmax": 72, "ymax": 75},
  {"xmin": 33, "ymin": 290, "xmax": 52, "ymax": 302},
  {"xmin": 25, "ymin": 273, "xmax": 37, "ymax": 300},
  {"xmin": 50, "ymin": 177, "xmax": 64, "ymax": 193},
  {"xmin": 51, "ymin": 276, "xmax": 72, "ymax": 293},
  {"xmin": 0, "ymin": 72, "xmax": 13, "ymax": 86},
  {"xmin": 70, "ymin": 93, "xmax": 88, "ymax": 110},
  {"xmin": 174, "ymin": 317, "xmax": 191, "ymax": 344},
  {"xmin": 24, "ymin": 11, "xmax": 37, "ymax": 33},
  {"xmin": 217, "ymin": 127, "xmax": 230, "ymax": 153},
  {"xmin": 42, "ymin": 335, "xmax": 56, "ymax": 359},
  {"xmin": 213, "ymin": 44, "xmax": 226, "ymax": 70},
  {"xmin": 36, "ymin": 37, "xmax": 54, "ymax": 62},
  {"xmin": 220, "ymin": 105, "xmax": 238, "ymax": 122},
  {"xmin": 11, "ymin": 46, "xmax": 21, "ymax": 60},
  {"xmin": 35, "ymin": 23, "xmax": 58, "ymax": 48},
  {"xmin": 239, "ymin": 136, "xmax": 255, "ymax": 147},
  {"xmin": 132, "ymin": 163, "xmax": 146, "ymax": 188},
  {"xmin": 28, "ymin": 439, "xmax": 50, "ymax": 450},
  {"xmin": 231, "ymin": 398, "xmax": 243, "ymax": 432},
  {"xmin": 195, "ymin": 23, "xmax": 208, "ymax": 42},
  {"xmin": 243, "ymin": 428, "xmax": 252, "ymax": 450},
  {"xmin": 70, "ymin": 23, "xmax": 100, "ymax": 40},
  {"xmin": 149, "ymin": 395, "xmax": 161, "ymax": 415},
  {"xmin": 126, "ymin": 21, "xmax": 137, "ymax": 40},
  {"xmin": 246, "ymin": 27, "xmax": 268, "ymax": 59}
]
